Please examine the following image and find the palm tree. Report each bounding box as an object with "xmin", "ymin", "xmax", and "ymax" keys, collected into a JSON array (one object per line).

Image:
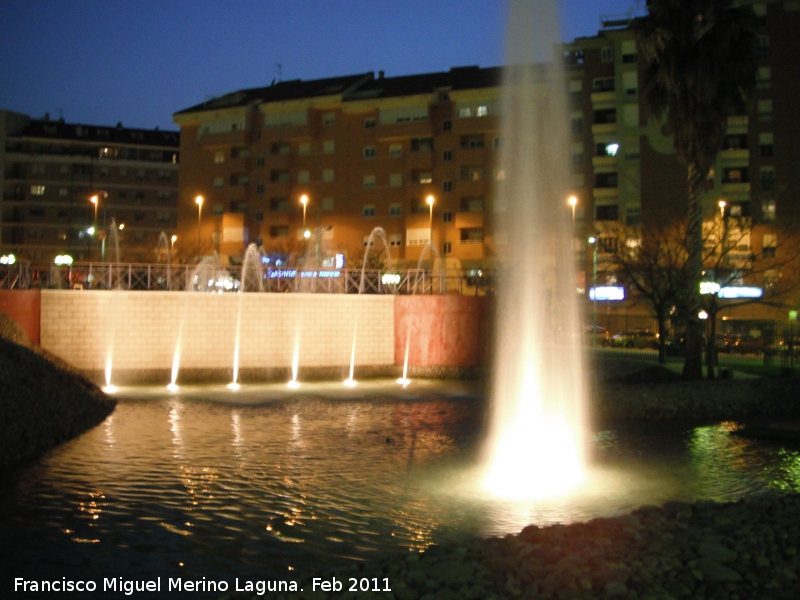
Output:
[{"xmin": 634, "ymin": 0, "xmax": 757, "ymax": 379}]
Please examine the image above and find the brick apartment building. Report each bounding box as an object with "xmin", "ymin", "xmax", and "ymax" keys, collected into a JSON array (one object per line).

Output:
[{"xmin": 0, "ymin": 110, "xmax": 180, "ymax": 263}]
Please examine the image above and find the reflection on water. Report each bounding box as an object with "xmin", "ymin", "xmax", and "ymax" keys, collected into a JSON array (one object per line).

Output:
[{"xmin": 2, "ymin": 385, "xmax": 800, "ymax": 590}]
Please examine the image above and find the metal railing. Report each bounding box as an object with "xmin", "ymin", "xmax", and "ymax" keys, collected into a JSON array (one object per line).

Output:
[{"xmin": 0, "ymin": 261, "xmax": 497, "ymax": 296}]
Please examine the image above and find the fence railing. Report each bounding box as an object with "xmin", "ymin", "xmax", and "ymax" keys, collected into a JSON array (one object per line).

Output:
[{"xmin": 0, "ymin": 261, "xmax": 497, "ymax": 296}]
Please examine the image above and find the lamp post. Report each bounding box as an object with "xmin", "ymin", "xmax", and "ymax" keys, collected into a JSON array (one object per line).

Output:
[
  {"xmin": 568, "ymin": 195, "xmax": 578, "ymax": 227},
  {"xmin": 300, "ymin": 194, "xmax": 309, "ymax": 239},
  {"xmin": 195, "ymin": 195, "xmax": 203, "ymax": 245},
  {"xmin": 426, "ymin": 194, "xmax": 435, "ymax": 240},
  {"xmin": 588, "ymin": 235, "xmax": 598, "ymax": 349},
  {"xmin": 171, "ymin": 234, "xmax": 177, "ymax": 254},
  {"xmin": 90, "ymin": 195, "xmax": 99, "ymax": 260}
]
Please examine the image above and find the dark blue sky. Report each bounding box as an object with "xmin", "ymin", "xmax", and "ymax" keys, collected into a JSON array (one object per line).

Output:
[{"xmin": 0, "ymin": 0, "xmax": 644, "ymax": 131}]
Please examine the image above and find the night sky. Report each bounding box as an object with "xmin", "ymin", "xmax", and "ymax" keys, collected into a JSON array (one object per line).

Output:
[{"xmin": 0, "ymin": 0, "xmax": 645, "ymax": 131}]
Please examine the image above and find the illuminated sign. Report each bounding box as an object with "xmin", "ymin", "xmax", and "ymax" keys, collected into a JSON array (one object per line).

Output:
[
  {"xmin": 381, "ymin": 273, "xmax": 401, "ymax": 285},
  {"xmin": 0, "ymin": 254, "xmax": 16, "ymax": 265},
  {"xmin": 700, "ymin": 281, "xmax": 721, "ymax": 295},
  {"xmin": 268, "ymin": 269, "xmax": 341, "ymax": 279},
  {"xmin": 718, "ymin": 286, "xmax": 763, "ymax": 299},
  {"xmin": 54, "ymin": 255, "xmax": 73, "ymax": 266},
  {"xmin": 335, "ymin": 253, "xmax": 345, "ymax": 269},
  {"xmin": 589, "ymin": 286, "xmax": 625, "ymax": 301}
]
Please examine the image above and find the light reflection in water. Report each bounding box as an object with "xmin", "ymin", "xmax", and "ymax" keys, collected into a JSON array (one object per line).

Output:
[{"xmin": 3, "ymin": 390, "xmax": 800, "ymax": 584}]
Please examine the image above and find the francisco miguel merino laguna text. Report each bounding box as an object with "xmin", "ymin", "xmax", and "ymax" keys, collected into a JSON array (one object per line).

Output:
[{"xmin": 14, "ymin": 577, "xmax": 300, "ymax": 595}]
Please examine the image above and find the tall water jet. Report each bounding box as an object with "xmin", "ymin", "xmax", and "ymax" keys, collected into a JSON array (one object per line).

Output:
[
  {"xmin": 482, "ymin": 0, "xmax": 586, "ymax": 500},
  {"xmin": 229, "ymin": 244, "xmax": 264, "ymax": 390}
]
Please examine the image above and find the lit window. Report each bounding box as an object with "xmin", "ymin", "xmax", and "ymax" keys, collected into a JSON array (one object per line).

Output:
[
  {"xmin": 476, "ymin": 105, "xmax": 488, "ymax": 117},
  {"xmin": 213, "ymin": 177, "xmax": 224, "ymax": 189},
  {"xmin": 298, "ymin": 142, "xmax": 311, "ymax": 156},
  {"xmin": 214, "ymin": 150, "xmax": 225, "ymax": 164},
  {"xmin": 762, "ymin": 200, "xmax": 776, "ymax": 222},
  {"xmin": 298, "ymin": 170, "xmax": 310, "ymax": 183},
  {"xmin": 418, "ymin": 172, "xmax": 433, "ymax": 184},
  {"xmin": 30, "ymin": 185, "xmax": 45, "ymax": 196},
  {"xmin": 323, "ymin": 140, "xmax": 335, "ymax": 154},
  {"xmin": 389, "ymin": 173, "xmax": 402, "ymax": 187},
  {"xmin": 322, "ymin": 168, "xmax": 334, "ymax": 182},
  {"xmin": 363, "ymin": 175, "xmax": 376, "ymax": 188},
  {"xmin": 389, "ymin": 144, "xmax": 402, "ymax": 157}
]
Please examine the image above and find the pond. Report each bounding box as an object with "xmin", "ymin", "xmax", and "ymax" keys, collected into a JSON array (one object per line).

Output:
[{"xmin": 3, "ymin": 381, "xmax": 800, "ymax": 597}]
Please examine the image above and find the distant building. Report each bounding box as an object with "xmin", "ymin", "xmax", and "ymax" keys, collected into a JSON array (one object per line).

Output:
[
  {"xmin": 172, "ymin": 67, "xmax": 504, "ymax": 269},
  {"xmin": 171, "ymin": 0, "xmax": 799, "ymax": 313},
  {"xmin": 0, "ymin": 110, "xmax": 180, "ymax": 263}
]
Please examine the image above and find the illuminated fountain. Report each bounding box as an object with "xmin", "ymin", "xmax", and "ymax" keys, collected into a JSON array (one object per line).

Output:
[
  {"xmin": 229, "ymin": 244, "xmax": 264, "ymax": 390},
  {"xmin": 482, "ymin": 0, "xmax": 586, "ymax": 499},
  {"xmin": 344, "ymin": 227, "xmax": 393, "ymax": 387}
]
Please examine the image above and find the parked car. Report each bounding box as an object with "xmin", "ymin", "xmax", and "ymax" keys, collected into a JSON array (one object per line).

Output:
[
  {"xmin": 582, "ymin": 324, "xmax": 610, "ymax": 346},
  {"xmin": 609, "ymin": 329, "xmax": 659, "ymax": 349}
]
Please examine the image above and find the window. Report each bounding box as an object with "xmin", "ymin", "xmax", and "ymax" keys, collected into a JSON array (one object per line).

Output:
[
  {"xmin": 270, "ymin": 170, "xmax": 290, "ymax": 183},
  {"xmin": 28, "ymin": 207, "xmax": 44, "ymax": 216},
  {"xmin": 156, "ymin": 190, "xmax": 172, "ymax": 201},
  {"xmin": 389, "ymin": 173, "xmax": 402, "ymax": 187},
  {"xmin": 323, "ymin": 140, "xmax": 335, "ymax": 154},
  {"xmin": 321, "ymin": 197, "xmax": 334, "ymax": 211},
  {"xmin": 100, "ymin": 167, "xmax": 109, "ymax": 177},
  {"xmin": 323, "ymin": 112, "xmax": 336, "ymax": 126},
  {"xmin": 460, "ymin": 166, "xmax": 483, "ymax": 181},
  {"xmin": 476, "ymin": 105, "xmax": 488, "ymax": 117},
  {"xmin": 389, "ymin": 204, "xmax": 403, "ymax": 217},
  {"xmin": 762, "ymin": 200, "xmax": 776, "ymax": 222},
  {"xmin": 457, "ymin": 107, "xmax": 472, "ymax": 118},
  {"xmin": 442, "ymin": 241, "xmax": 452, "ymax": 254},
  {"xmin": 156, "ymin": 211, "xmax": 171, "ymax": 222},
  {"xmin": 136, "ymin": 169, "xmax": 147, "ymax": 180},
  {"xmin": 722, "ymin": 134, "xmax": 748, "ymax": 150},
  {"xmin": 595, "ymin": 205, "xmax": 619, "ymax": 221},
  {"xmin": 626, "ymin": 207, "xmax": 641, "ymax": 226},
  {"xmin": 389, "ymin": 144, "xmax": 402, "ymax": 157},
  {"xmin": 270, "ymin": 142, "xmax": 291, "ymax": 156},
  {"xmin": 621, "ymin": 40, "xmax": 637, "ymax": 63},
  {"xmin": 572, "ymin": 152, "xmax": 584, "ymax": 166},
  {"xmin": 763, "ymin": 233, "xmax": 777, "ymax": 258},
  {"xmin": 460, "ymin": 228, "xmax": 484, "ymax": 243},
  {"xmin": 571, "ymin": 116, "xmax": 583, "ymax": 134},
  {"xmin": 298, "ymin": 142, "xmax": 311, "ymax": 156},
  {"xmin": 59, "ymin": 187, "xmax": 68, "ymax": 196},
  {"xmin": 722, "ymin": 168, "xmax": 748, "ymax": 184},
  {"xmin": 759, "ymin": 133, "xmax": 774, "ymax": 157},
  {"xmin": 214, "ymin": 150, "xmax": 225, "ymax": 164},
  {"xmin": 410, "ymin": 137, "xmax": 433, "ymax": 152},
  {"xmin": 757, "ymin": 67, "xmax": 771, "ymax": 90},
  {"xmin": 255, "ymin": 210, "xmax": 264, "ymax": 222},
  {"xmin": 322, "ymin": 168, "xmax": 334, "ymax": 182},
  {"xmin": 593, "ymin": 77, "xmax": 615, "ymax": 92},
  {"xmin": 461, "ymin": 197, "xmax": 483, "ymax": 212},
  {"xmin": 389, "ymin": 234, "xmax": 402, "ymax": 247},
  {"xmin": 623, "ymin": 71, "xmax": 638, "ymax": 95},
  {"xmin": 756, "ymin": 34, "xmax": 770, "ymax": 58},
  {"xmin": 493, "ymin": 137, "xmax": 502, "ymax": 149},
  {"xmin": 594, "ymin": 109, "xmax": 617, "ymax": 124},
  {"xmin": 442, "ymin": 211, "xmax": 453, "ymax": 223},
  {"xmin": 443, "ymin": 180, "xmax": 453, "ymax": 192},
  {"xmin": 460, "ymin": 135, "xmax": 484, "ymax": 149},
  {"xmin": 134, "ymin": 211, "xmax": 145, "ymax": 221},
  {"xmin": 256, "ymin": 156, "xmax": 265, "ymax": 167},
  {"xmin": 417, "ymin": 172, "xmax": 433, "ymax": 184},
  {"xmin": 297, "ymin": 170, "xmax": 310, "ymax": 184},
  {"xmin": 363, "ymin": 175, "xmax": 376, "ymax": 189},
  {"xmin": 760, "ymin": 167, "xmax": 776, "ymax": 191},
  {"xmin": 601, "ymin": 46, "xmax": 614, "ymax": 63},
  {"xmin": 595, "ymin": 172, "xmax": 618, "ymax": 188},
  {"xmin": 363, "ymin": 146, "xmax": 376, "ymax": 158},
  {"xmin": 362, "ymin": 205, "xmax": 376, "ymax": 217},
  {"xmin": 269, "ymin": 226, "xmax": 288, "ymax": 239},
  {"xmin": 442, "ymin": 149, "xmax": 453, "ymax": 162},
  {"xmin": 117, "ymin": 190, "xmax": 128, "ymax": 199},
  {"xmin": 758, "ymin": 100, "xmax": 773, "ymax": 121},
  {"xmin": 442, "ymin": 120, "xmax": 452, "ymax": 132},
  {"xmin": 364, "ymin": 117, "xmax": 376, "ymax": 129},
  {"xmin": 30, "ymin": 185, "xmax": 45, "ymax": 196},
  {"xmin": 597, "ymin": 236, "xmax": 618, "ymax": 253},
  {"xmin": 269, "ymin": 197, "xmax": 289, "ymax": 212}
]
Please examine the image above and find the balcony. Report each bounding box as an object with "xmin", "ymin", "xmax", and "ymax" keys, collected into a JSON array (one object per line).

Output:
[
  {"xmin": 593, "ymin": 187, "xmax": 619, "ymax": 202},
  {"xmin": 592, "ymin": 155, "xmax": 618, "ymax": 169},
  {"xmin": 196, "ymin": 129, "xmax": 250, "ymax": 148},
  {"xmin": 455, "ymin": 211, "xmax": 484, "ymax": 229},
  {"xmin": 720, "ymin": 182, "xmax": 751, "ymax": 201},
  {"xmin": 591, "ymin": 122, "xmax": 617, "ymax": 135},
  {"xmin": 719, "ymin": 149, "xmax": 750, "ymax": 167}
]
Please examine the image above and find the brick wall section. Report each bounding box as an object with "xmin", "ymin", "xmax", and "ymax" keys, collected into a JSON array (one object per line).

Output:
[{"xmin": 40, "ymin": 291, "xmax": 395, "ymax": 372}]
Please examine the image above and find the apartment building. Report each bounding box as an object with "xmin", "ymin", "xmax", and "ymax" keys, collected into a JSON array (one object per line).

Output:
[
  {"xmin": 564, "ymin": 0, "xmax": 800, "ymax": 298},
  {"xmin": 172, "ymin": 67, "xmax": 504, "ymax": 269},
  {"xmin": 0, "ymin": 110, "xmax": 180, "ymax": 263},
  {"xmin": 173, "ymin": 0, "xmax": 798, "ymax": 306}
]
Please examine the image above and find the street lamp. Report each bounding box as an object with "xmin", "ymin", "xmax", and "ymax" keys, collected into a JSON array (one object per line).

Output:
[
  {"xmin": 426, "ymin": 194, "xmax": 435, "ymax": 240},
  {"xmin": 300, "ymin": 194, "xmax": 309, "ymax": 238},
  {"xmin": 718, "ymin": 199, "xmax": 726, "ymax": 219},
  {"xmin": 588, "ymin": 235, "xmax": 598, "ymax": 349},
  {"xmin": 171, "ymin": 234, "xmax": 177, "ymax": 252},
  {"xmin": 89, "ymin": 195, "xmax": 99, "ymax": 260},
  {"xmin": 195, "ymin": 195, "xmax": 203, "ymax": 244},
  {"xmin": 568, "ymin": 195, "xmax": 578, "ymax": 227}
]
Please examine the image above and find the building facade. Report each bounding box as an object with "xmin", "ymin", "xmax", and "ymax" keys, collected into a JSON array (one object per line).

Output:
[
  {"xmin": 172, "ymin": 0, "xmax": 799, "ymax": 314},
  {"xmin": 0, "ymin": 110, "xmax": 180, "ymax": 264}
]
